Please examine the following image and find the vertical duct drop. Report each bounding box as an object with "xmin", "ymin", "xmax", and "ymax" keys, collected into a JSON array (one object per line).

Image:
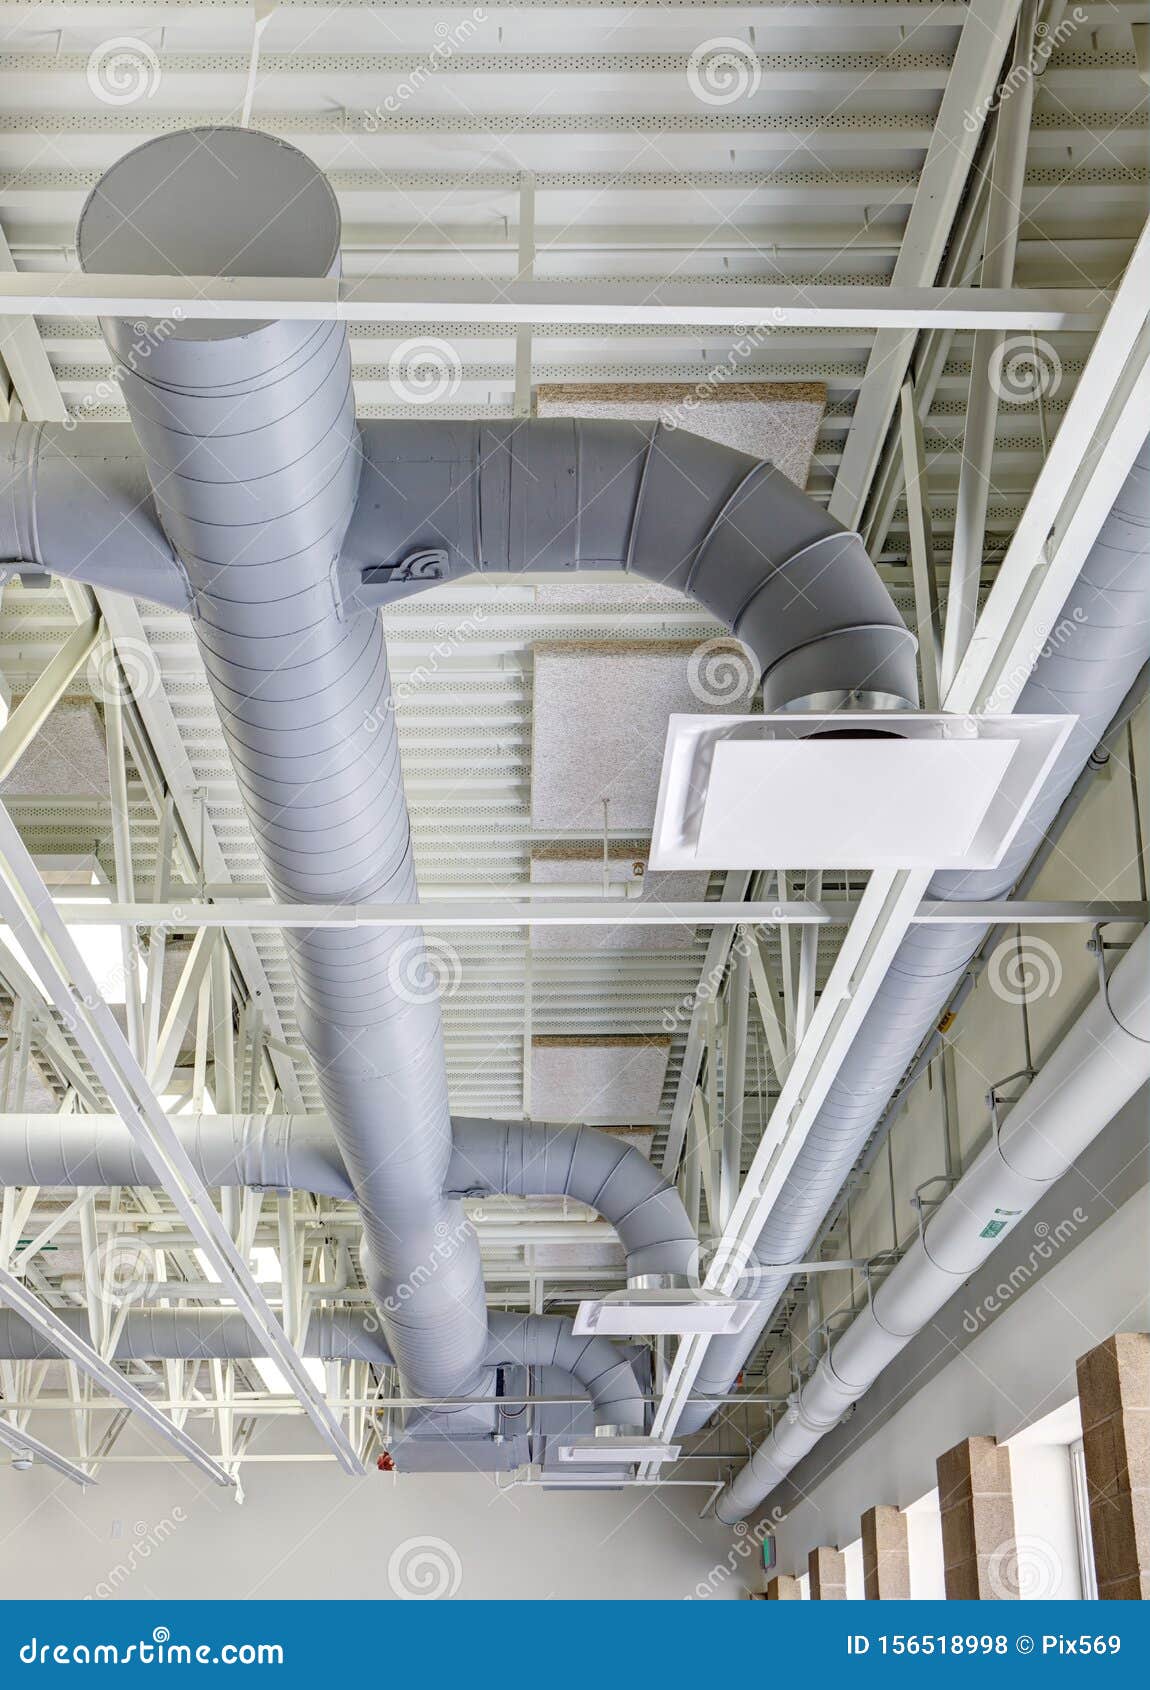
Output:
[{"xmin": 76, "ymin": 127, "xmax": 490, "ymax": 1399}]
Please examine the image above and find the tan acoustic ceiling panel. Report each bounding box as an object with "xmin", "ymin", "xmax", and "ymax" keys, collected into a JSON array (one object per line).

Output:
[
  {"xmin": 529, "ymin": 1035, "xmax": 671, "ymax": 1126},
  {"xmin": 530, "ymin": 639, "xmax": 757, "ymax": 832},
  {"xmin": 529, "ymin": 840, "xmax": 708, "ymax": 952},
  {"xmin": 0, "ymin": 702, "xmax": 110, "ymax": 797},
  {"xmin": 535, "ymin": 381, "xmax": 827, "ymax": 490}
]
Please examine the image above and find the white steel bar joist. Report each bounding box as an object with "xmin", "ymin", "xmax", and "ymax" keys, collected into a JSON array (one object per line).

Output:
[
  {"xmin": 941, "ymin": 0, "xmax": 1043, "ymax": 698},
  {"xmin": 0, "ymin": 802, "xmax": 366, "ymax": 1474},
  {"xmin": 947, "ymin": 214, "xmax": 1150, "ymax": 718},
  {"xmin": 829, "ymin": 0, "xmax": 1027, "ymax": 528},
  {"xmin": 0, "ymin": 276, "xmax": 1108, "ymax": 332},
  {"xmin": 645, "ymin": 867, "xmax": 935, "ymax": 1462},
  {"xmin": 7, "ymin": 898, "xmax": 1143, "ymax": 929},
  {"xmin": 0, "ymin": 1263, "xmax": 233, "ymax": 1486}
]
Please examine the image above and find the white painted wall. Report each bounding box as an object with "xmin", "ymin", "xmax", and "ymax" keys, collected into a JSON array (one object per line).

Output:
[
  {"xmin": 906, "ymin": 1491, "xmax": 945, "ymax": 1600},
  {"xmin": 0, "ymin": 1453, "xmax": 746, "ymax": 1601},
  {"xmin": 1007, "ymin": 1443, "xmax": 1083, "ymax": 1599}
]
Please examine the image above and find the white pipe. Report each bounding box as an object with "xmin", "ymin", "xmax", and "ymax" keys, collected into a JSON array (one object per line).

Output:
[{"xmin": 715, "ymin": 922, "xmax": 1150, "ymax": 1522}]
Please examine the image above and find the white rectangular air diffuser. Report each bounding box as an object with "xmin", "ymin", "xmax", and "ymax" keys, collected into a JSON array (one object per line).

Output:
[
  {"xmin": 557, "ymin": 1436, "xmax": 681, "ymax": 1466},
  {"xmin": 648, "ymin": 713, "xmax": 1075, "ymax": 873},
  {"xmin": 573, "ymin": 1288, "xmax": 761, "ymax": 1337}
]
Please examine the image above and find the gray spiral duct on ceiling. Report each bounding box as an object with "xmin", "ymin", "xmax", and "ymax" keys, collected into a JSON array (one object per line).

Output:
[
  {"xmin": 70, "ymin": 126, "xmax": 488, "ymax": 1402},
  {"xmin": 676, "ymin": 429, "xmax": 1150, "ymax": 1434},
  {"xmin": 446, "ymin": 1119, "xmax": 699, "ymax": 1283},
  {"xmin": 0, "ymin": 124, "xmax": 919, "ymax": 1423},
  {"xmin": 0, "ymin": 1307, "xmax": 644, "ymax": 1431},
  {"xmin": 0, "ymin": 1111, "xmax": 355, "ymax": 1200},
  {"xmin": 0, "ymin": 1114, "xmax": 698, "ymax": 1285}
]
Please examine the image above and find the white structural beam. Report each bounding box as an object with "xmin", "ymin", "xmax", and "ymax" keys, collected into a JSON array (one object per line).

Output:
[
  {"xmin": 942, "ymin": 0, "xmax": 1042, "ymax": 697},
  {"xmin": 0, "ymin": 275, "xmax": 1108, "ymax": 332},
  {"xmin": 10, "ymin": 898, "xmax": 1142, "ymax": 929},
  {"xmin": 0, "ymin": 1, "xmax": 1029, "ymax": 22},
  {"xmin": 898, "ymin": 379, "xmax": 942, "ymax": 712},
  {"xmin": 0, "ymin": 1264, "xmax": 232, "ymax": 1485},
  {"xmin": 0, "ymin": 1414, "xmax": 94, "ymax": 1487},
  {"xmin": 0, "ymin": 220, "xmax": 68, "ymax": 423},
  {"xmin": 0, "ymin": 48, "xmax": 960, "ymax": 88},
  {"xmin": 1, "ymin": 111, "xmax": 1123, "ymax": 145},
  {"xmin": 947, "ymin": 214, "xmax": 1150, "ymax": 717},
  {"xmin": 719, "ymin": 938, "xmax": 750, "ymax": 1230},
  {"xmin": 0, "ymin": 802, "xmax": 365, "ymax": 1474},
  {"xmin": 645, "ymin": 868, "xmax": 933, "ymax": 1459},
  {"xmin": 659, "ymin": 877, "xmax": 751, "ymax": 1178},
  {"xmin": 829, "ymin": 0, "xmax": 1025, "ymax": 526}
]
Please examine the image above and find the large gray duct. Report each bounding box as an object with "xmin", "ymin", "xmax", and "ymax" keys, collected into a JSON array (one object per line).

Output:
[
  {"xmin": 0, "ymin": 1306, "xmax": 644, "ymax": 1432},
  {"xmin": 72, "ymin": 127, "xmax": 489, "ymax": 1404},
  {"xmin": 341, "ymin": 419, "xmax": 918, "ymax": 714},
  {"xmin": 0, "ymin": 1114, "xmax": 697, "ymax": 1284},
  {"xmin": 715, "ymin": 920, "xmax": 1150, "ymax": 1521},
  {"xmin": 447, "ymin": 1119, "xmax": 699, "ymax": 1283},
  {"xmin": 0, "ymin": 1112, "xmax": 355, "ymax": 1200},
  {"xmin": 0, "ymin": 125, "xmax": 918, "ymax": 1419},
  {"xmin": 677, "ymin": 429, "xmax": 1150, "ymax": 1432}
]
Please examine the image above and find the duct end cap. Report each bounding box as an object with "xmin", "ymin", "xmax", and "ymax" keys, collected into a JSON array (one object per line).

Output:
[{"xmin": 76, "ymin": 127, "xmax": 343, "ymax": 342}]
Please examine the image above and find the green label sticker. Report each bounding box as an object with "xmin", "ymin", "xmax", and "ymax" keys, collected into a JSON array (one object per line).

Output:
[{"xmin": 979, "ymin": 1219, "xmax": 1008, "ymax": 1238}]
